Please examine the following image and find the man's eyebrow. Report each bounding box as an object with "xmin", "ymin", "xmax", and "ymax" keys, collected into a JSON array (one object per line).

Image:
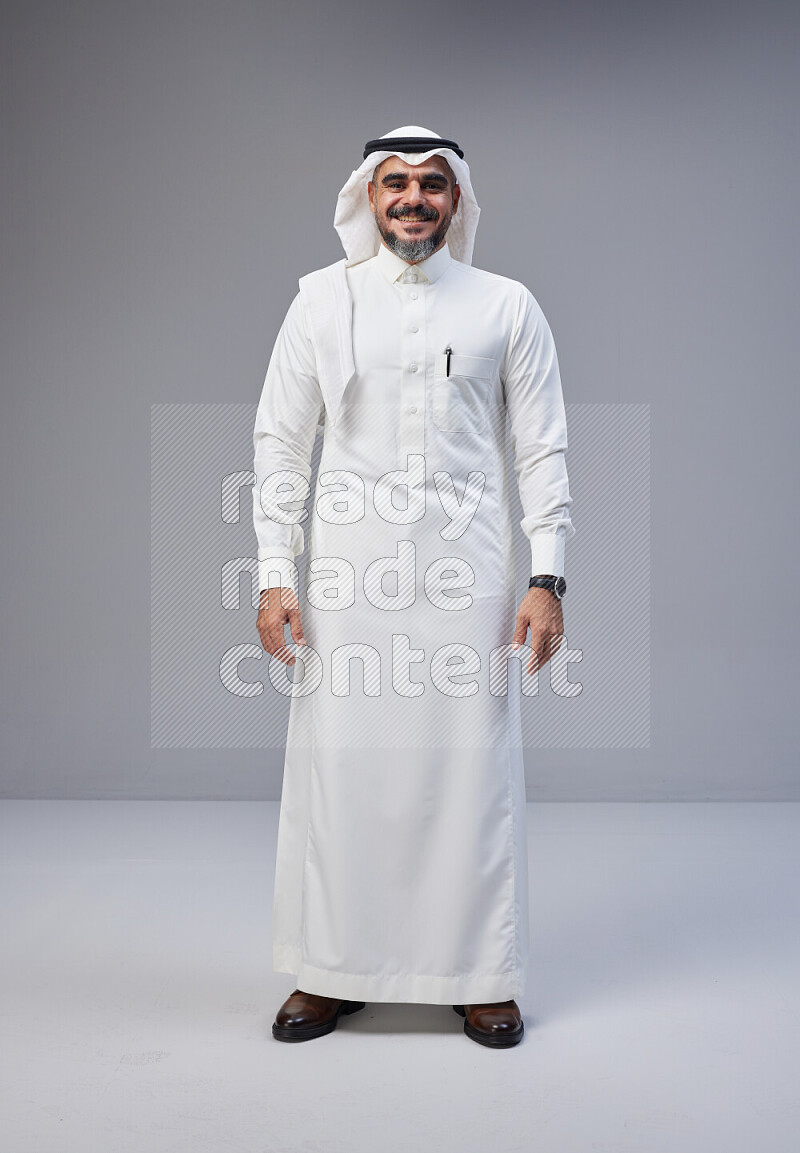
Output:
[{"xmin": 380, "ymin": 170, "xmax": 449, "ymax": 186}]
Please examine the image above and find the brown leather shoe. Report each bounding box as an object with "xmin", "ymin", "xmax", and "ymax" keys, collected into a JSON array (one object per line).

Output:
[
  {"xmin": 453, "ymin": 1000, "xmax": 524, "ymax": 1047},
  {"xmin": 272, "ymin": 988, "xmax": 366, "ymax": 1042}
]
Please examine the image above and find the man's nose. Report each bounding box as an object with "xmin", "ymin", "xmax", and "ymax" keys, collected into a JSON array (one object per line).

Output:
[{"xmin": 405, "ymin": 182, "xmax": 424, "ymax": 204}]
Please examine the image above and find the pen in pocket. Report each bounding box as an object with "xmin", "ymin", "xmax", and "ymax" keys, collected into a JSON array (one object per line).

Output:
[{"xmin": 444, "ymin": 346, "xmax": 452, "ymax": 377}]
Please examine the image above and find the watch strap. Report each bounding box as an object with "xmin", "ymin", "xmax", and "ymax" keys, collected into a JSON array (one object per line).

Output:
[{"xmin": 529, "ymin": 575, "xmax": 567, "ymax": 599}]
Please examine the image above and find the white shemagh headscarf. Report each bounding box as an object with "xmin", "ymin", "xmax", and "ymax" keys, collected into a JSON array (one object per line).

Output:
[{"xmin": 333, "ymin": 124, "xmax": 481, "ymax": 266}]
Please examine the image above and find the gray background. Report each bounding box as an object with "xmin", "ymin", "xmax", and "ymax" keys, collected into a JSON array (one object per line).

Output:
[{"xmin": 1, "ymin": 0, "xmax": 797, "ymax": 799}]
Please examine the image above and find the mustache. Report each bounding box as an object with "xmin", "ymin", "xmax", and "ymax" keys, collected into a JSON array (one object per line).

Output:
[{"xmin": 387, "ymin": 204, "xmax": 439, "ymax": 222}]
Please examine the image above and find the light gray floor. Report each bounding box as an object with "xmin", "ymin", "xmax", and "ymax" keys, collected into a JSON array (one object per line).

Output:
[{"xmin": 1, "ymin": 800, "xmax": 798, "ymax": 1152}]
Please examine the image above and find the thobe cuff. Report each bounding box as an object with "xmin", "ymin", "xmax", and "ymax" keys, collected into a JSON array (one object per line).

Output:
[
  {"xmin": 529, "ymin": 533, "xmax": 565, "ymax": 580},
  {"xmin": 258, "ymin": 549, "xmax": 299, "ymax": 594}
]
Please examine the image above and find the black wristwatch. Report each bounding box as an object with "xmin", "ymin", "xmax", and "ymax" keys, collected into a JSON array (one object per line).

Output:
[{"xmin": 529, "ymin": 575, "xmax": 567, "ymax": 600}]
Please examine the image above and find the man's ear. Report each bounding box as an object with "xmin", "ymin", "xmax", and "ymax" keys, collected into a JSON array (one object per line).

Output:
[
  {"xmin": 452, "ymin": 183, "xmax": 461, "ymax": 215},
  {"xmin": 367, "ymin": 181, "xmax": 376, "ymax": 214}
]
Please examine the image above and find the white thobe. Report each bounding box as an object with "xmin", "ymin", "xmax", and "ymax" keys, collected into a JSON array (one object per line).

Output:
[{"xmin": 253, "ymin": 240, "xmax": 574, "ymax": 1004}]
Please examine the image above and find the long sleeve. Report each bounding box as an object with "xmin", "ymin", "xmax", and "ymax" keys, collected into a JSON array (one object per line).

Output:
[
  {"xmin": 502, "ymin": 285, "xmax": 575, "ymax": 579},
  {"xmin": 253, "ymin": 291, "xmax": 324, "ymax": 592}
]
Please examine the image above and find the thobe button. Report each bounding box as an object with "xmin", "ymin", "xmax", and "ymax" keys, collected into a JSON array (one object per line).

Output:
[
  {"xmin": 409, "ymin": 405, "xmax": 418, "ymax": 414},
  {"xmin": 409, "ymin": 324, "xmax": 419, "ymax": 333},
  {"xmin": 409, "ymin": 291, "xmax": 418, "ymax": 300},
  {"xmin": 407, "ymin": 274, "xmax": 418, "ymax": 283},
  {"xmin": 409, "ymin": 363, "xmax": 418, "ymax": 373}
]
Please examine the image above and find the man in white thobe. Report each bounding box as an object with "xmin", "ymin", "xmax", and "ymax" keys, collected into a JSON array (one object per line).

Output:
[{"xmin": 253, "ymin": 126, "xmax": 574, "ymax": 1048}]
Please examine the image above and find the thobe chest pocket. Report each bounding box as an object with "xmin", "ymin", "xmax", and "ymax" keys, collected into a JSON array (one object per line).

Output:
[{"xmin": 432, "ymin": 353, "xmax": 497, "ymax": 435}]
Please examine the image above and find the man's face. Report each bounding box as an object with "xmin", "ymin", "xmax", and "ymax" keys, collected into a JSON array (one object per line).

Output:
[{"xmin": 367, "ymin": 155, "xmax": 461, "ymax": 264}]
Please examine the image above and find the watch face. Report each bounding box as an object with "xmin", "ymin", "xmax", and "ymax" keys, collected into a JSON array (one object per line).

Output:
[{"xmin": 555, "ymin": 577, "xmax": 567, "ymax": 599}]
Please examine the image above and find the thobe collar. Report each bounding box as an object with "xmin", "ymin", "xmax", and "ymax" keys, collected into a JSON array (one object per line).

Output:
[{"xmin": 375, "ymin": 240, "xmax": 452, "ymax": 286}]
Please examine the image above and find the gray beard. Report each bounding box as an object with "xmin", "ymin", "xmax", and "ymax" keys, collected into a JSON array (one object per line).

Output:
[{"xmin": 377, "ymin": 213, "xmax": 451, "ymax": 263}]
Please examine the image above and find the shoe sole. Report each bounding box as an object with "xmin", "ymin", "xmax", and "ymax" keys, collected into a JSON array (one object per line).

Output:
[
  {"xmin": 452, "ymin": 1004, "xmax": 524, "ymax": 1048},
  {"xmin": 272, "ymin": 1000, "xmax": 366, "ymax": 1042}
]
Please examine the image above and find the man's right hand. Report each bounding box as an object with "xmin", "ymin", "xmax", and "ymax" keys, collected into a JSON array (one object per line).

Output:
[{"xmin": 256, "ymin": 587, "xmax": 307, "ymax": 666}]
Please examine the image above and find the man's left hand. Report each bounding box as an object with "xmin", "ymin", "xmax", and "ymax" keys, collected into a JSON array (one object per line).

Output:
[{"xmin": 511, "ymin": 588, "xmax": 564, "ymax": 675}]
